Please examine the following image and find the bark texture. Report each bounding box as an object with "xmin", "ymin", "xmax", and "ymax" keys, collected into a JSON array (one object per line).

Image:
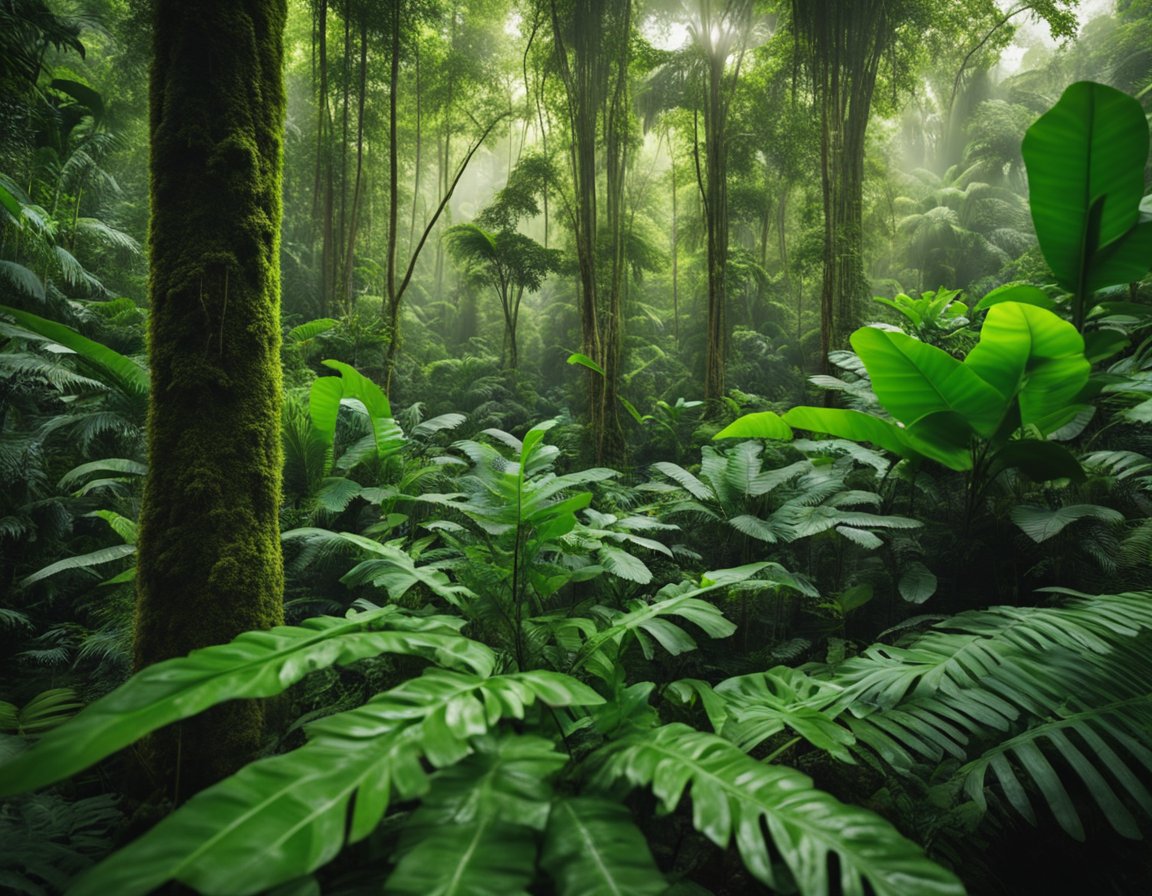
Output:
[{"xmin": 136, "ymin": 0, "xmax": 286, "ymax": 799}]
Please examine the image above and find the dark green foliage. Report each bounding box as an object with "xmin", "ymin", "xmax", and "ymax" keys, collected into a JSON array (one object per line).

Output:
[{"xmin": 5, "ymin": 3, "xmax": 1152, "ymax": 893}]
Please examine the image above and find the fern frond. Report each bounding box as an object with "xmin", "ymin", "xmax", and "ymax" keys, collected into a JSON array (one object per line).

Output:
[
  {"xmin": 960, "ymin": 694, "xmax": 1152, "ymax": 840},
  {"xmin": 592, "ymin": 723, "xmax": 965, "ymax": 896}
]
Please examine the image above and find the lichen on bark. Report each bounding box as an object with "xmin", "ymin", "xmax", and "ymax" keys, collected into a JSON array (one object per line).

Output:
[{"xmin": 135, "ymin": 0, "xmax": 287, "ymax": 798}]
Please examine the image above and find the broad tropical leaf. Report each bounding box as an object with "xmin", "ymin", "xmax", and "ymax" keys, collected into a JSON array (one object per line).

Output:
[
  {"xmin": 541, "ymin": 797, "xmax": 667, "ymax": 896},
  {"xmin": 20, "ymin": 543, "xmax": 136, "ymax": 587},
  {"xmin": 1022, "ymin": 81, "xmax": 1152, "ymax": 297},
  {"xmin": 0, "ymin": 305, "xmax": 147, "ymax": 396},
  {"xmin": 0, "ymin": 608, "xmax": 494, "ymax": 797},
  {"xmin": 851, "ymin": 326, "xmax": 1004, "ymax": 437},
  {"xmin": 964, "ymin": 302, "xmax": 1089, "ymax": 427},
  {"xmin": 385, "ymin": 735, "xmax": 566, "ymax": 896},
  {"xmin": 1010, "ymin": 503, "xmax": 1124, "ymax": 543},
  {"xmin": 713, "ymin": 411, "xmax": 792, "ymax": 441},
  {"xmin": 68, "ymin": 670, "xmax": 602, "ymax": 896}
]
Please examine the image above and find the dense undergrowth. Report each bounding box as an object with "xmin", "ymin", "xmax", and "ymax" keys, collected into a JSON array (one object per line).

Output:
[{"xmin": 2, "ymin": 3, "xmax": 1152, "ymax": 894}]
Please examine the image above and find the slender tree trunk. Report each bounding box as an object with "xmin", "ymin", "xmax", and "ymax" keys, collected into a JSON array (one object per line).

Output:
[
  {"xmin": 409, "ymin": 40, "xmax": 422, "ymax": 254},
  {"xmin": 702, "ymin": 50, "xmax": 728, "ymax": 402},
  {"xmin": 509, "ymin": 283, "xmax": 524, "ymax": 370},
  {"xmin": 138, "ymin": 0, "xmax": 286, "ymax": 799},
  {"xmin": 698, "ymin": 2, "xmax": 750, "ymax": 402},
  {"xmin": 313, "ymin": 0, "xmax": 337, "ymax": 313},
  {"xmin": 793, "ymin": 0, "xmax": 884, "ymax": 373},
  {"xmin": 385, "ymin": 0, "xmax": 401, "ymax": 383},
  {"xmin": 550, "ymin": 0, "xmax": 631, "ymax": 463},
  {"xmin": 336, "ymin": 11, "xmax": 352, "ymax": 303},
  {"xmin": 670, "ymin": 138, "xmax": 679, "ymax": 345},
  {"xmin": 340, "ymin": 11, "xmax": 368, "ymax": 308}
]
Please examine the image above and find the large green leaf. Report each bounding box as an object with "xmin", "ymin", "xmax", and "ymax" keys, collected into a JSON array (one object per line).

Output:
[
  {"xmin": 19, "ymin": 543, "xmax": 136, "ymax": 587},
  {"xmin": 1022, "ymin": 81, "xmax": 1152, "ymax": 297},
  {"xmin": 987, "ymin": 439, "xmax": 1085, "ymax": 483},
  {"xmin": 716, "ymin": 668, "xmax": 855, "ymax": 761},
  {"xmin": 68, "ymin": 670, "xmax": 602, "ymax": 896},
  {"xmin": 964, "ymin": 302, "xmax": 1089, "ymax": 428},
  {"xmin": 594, "ymin": 724, "xmax": 965, "ymax": 896},
  {"xmin": 713, "ymin": 411, "xmax": 793, "ymax": 441},
  {"xmin": 851, "ymin": 326, "xmax": 1005, "ymax": 437},
  {"xmin": 0, "ymin": 608, "xmax": 493, "ymax": 797},
  {"xmin": 0, "ymin": 305, "xmax": 148, "ymax": 396},
  {"xmin": 285, "ymin": 318, "xmax": 338, "ymax": 343},
  {"xmin": 58, "ymin": 458, "xmax": 146, "ymax": 492},
  {"xmin": 385, "ymin": 735, "xmax": 566, "ymax": 896},
  {"xmin": 811, "ymin": 592, "xmax": 1152, "ymax": 835},
  {"xmin": 961, "ymin": 695, "xmax": 1152, "ymax": 840},
  {"xmin": 572, "ymin": 576, "xmax": 738, "ymax": 679},
  {"xmin": 973, "ymin": 283, "xmax": 1057, "ymax": 312},
  {"xmin": 783, "ymin": 407, "xmax": 913, "ymax": 458},
  {"xmin": 541, "ymin": 797, "xmax": 668, "ymax": 896},
  {"xmin": 309, "ymin": 360, "xmax": 405, "ymax": 471}
]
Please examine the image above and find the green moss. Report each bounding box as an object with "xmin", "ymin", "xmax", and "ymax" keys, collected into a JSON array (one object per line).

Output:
[{"xmin": 134, "ymin": 0, "xmax": 287, "ymax": 799}]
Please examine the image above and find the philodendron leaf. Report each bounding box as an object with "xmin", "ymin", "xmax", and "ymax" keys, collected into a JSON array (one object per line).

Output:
[
  {"xmin": 385, "ymin": 735, "xmax": 566, "ymax": 896},
  {"xmin": 974, "ymin": 283, "xmax": 1057, "ymax": 312},
  {"xmin": 0, "ymin": 608, "xmax": 494, "ymax": 797},
  {"xmin": 898, "ymin": 561, "xmax": 938, "ymax": 605},
  {"xmin": 1023, "ymin": 81, "xmax": 1152, "ymax": 296},
  {"xmin": 567, "ymin": 351, "xmax": 605, "ymax": 376},
  {"xmin": 988, "ymin": 440, "xmax": 1085, "ymax": 483},
  {"xmin": 716, "ymin": 668, "xmax": 856, "ymax": 762},
  {"xmin": 782, "ymin": 407, "xmax": 919, "ymax": 461},
  {"xmin": 309, "ymin": 361, "xmax": 405, "ymax": 470},
  {"xmin": 1011, "ymin": 503, "xmax": 1125, "ymax": 543},
  {"xmin": 964, "ymin": 302, "xmax": 1089, "ymax": 429},
  {"xmin": 851, "ymin": 326, "xmax": 1005, "ymax": 437}
]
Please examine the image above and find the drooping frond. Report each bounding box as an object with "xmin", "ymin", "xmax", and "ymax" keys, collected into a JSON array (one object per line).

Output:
[{"xmin": 592, "ymin": 723, "xmax": 965, "ymax": 896}]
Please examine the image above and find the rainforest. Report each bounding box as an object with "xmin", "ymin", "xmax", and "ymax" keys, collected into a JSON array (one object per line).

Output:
[{"xmin": 1, "ymin": 0, "xmax": 1151, "ymax": 893}]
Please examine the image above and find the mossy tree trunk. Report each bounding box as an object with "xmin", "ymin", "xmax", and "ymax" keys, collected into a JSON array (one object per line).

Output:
[{"xmin": 135, "ymin": 0, "xmax": 286, "ymax": 800}]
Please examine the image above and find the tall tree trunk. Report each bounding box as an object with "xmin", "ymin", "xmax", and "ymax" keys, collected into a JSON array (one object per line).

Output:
[
  {"xmin": 335, "ymin": 10, "xmax": 352, "ymax": 304},
  {"xmin": 792, "ymin": 0, "xmax": 885, "ymax": 373},
  {"xmin": 384, "ymin": 0, "xmax": 401, "ymax": 384},
  {"xmin": 312, "ymin": 0, "xmax": 336, "ymax": 313},
  {"xmin": 702, "ymin": 50, "xmax": 728, "ymax": 401},
  {"xmin": 138, "ymin": 0, "xmax": 286, "ymax": 799},
  {"xmin": 409, "ymin": 40, "xmax": 422, "ymax": 254},
  {"xmin": 697, "ymin": 0, "xmax": 751, "ymax": 402},
  {"xmin": 550, "ymin": 0, "xmax": 631, "ymax": 463},
  {"xmin": 340, "ymin": 11, "xmax": 368, "ymax": 307}
]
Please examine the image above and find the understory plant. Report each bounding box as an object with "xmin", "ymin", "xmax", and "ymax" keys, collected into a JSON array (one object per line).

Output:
[{"xmin": 0, "ymin": 585, "xmax": 967, "ymax": 896}]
